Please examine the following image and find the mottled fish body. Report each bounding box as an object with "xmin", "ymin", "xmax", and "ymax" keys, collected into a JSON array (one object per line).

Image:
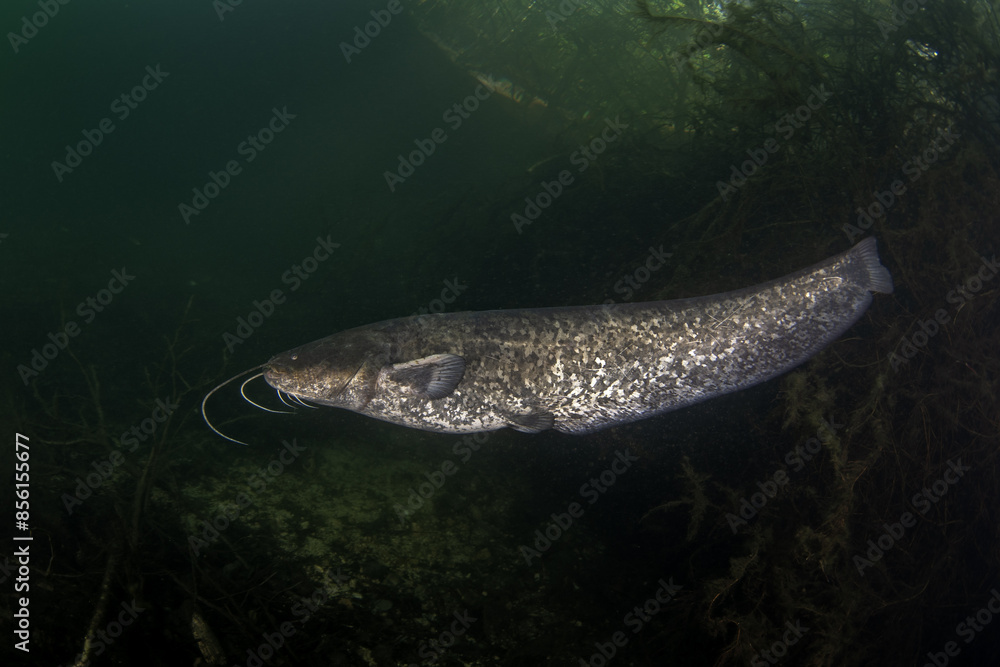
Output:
[{"xmin": 262, "ymin": 238, "xmax": 892, "ymax": 435}]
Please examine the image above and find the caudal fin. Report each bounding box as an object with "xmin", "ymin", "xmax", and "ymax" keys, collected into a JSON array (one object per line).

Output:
[{"xmin": 851, "ymin": 237, "xmax": 894, "ymax": 294}]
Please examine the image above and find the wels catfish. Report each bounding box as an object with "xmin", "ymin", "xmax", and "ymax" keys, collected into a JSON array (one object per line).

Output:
[{"xmin": 203, "ymin": 238, "xmax": 892, "ymax": 442}]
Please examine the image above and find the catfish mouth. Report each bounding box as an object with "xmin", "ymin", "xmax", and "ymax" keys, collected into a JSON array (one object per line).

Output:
[
  {"xmin": 261, "ymin": 358, "xmax": 291, "ymax": 390},
  {"xmin": 264, "ymin": 359, "xmax": 289, "ymax": 389},
  {"xmin": 203, "ymin": 354, "xmax": 366, "ymax": 447},
  {"xmin": 262, "ymin": 358, "xmax": 366, "ymax": 403}
]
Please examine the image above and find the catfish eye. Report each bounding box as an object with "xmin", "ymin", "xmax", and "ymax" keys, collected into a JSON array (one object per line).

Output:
[{"xmin": 291, "ymin": 354, "xmax": 298, "ymax": 361}]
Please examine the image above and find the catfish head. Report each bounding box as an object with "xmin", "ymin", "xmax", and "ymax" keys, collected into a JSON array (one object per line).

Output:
[
  {"xmin": 263, "ymin": 328, "xmax": 391, "ymax": 410},
  {"xmin": 203, "ymin": 318, "xmax": 467, "ymax": 445}
]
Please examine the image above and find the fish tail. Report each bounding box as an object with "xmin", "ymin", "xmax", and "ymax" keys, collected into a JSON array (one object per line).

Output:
[{"xmin": 849, "ymin": 237, "xmax": 894, "ymax": 294}]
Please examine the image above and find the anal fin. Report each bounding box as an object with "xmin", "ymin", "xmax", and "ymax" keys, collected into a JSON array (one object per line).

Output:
[{"xmin": 508, "ymin": 411, "xmax": 555, "ymax": 433}]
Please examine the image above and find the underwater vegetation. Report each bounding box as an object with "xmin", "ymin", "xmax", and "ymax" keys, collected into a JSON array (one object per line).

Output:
[{"xmin": 4, "ymin": 0, "xmax": 999, "ymax": 665}]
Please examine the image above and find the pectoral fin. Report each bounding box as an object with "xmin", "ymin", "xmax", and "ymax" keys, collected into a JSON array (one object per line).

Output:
[{"xmin": 385, "ymin": 354, "xmax": 466, "ymax": 399}]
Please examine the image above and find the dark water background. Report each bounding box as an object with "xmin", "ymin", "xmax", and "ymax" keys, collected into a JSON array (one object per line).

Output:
[{"xmin": 2, "ymin": 1, "xmax": 999, "ymax": 666}]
